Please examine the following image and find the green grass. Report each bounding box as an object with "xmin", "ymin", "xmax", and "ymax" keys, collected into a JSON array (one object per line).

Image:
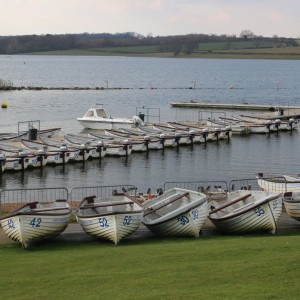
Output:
[
  {"xmin": 28, "ymin": 40, "xmax": 300, "ymax": 59},
  {"xmin": 1, "ymin": 234, "xmax": 300, "ymax": 299}
]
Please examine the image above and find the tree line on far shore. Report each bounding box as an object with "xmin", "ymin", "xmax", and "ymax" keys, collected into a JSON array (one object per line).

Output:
[{"xmin": 0, "ymin": 31, "xmax": 298, "ymax": 55}]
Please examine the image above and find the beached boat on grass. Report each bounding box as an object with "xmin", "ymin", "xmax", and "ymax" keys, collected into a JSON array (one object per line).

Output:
[
  {"xmin": 208, "ymin": 190, "xmax": 283, "ymax": 234},
  {"xmin": 76, "ymin": 194, "xmax": 143, "ymax": 245},
  {"xmin": 283, "ymin": 192, "xmax": 300, "ymax": 221},
  {"xmin": 0, "ymin": 199, "xmax": 71, "ymax": 248},
  {"xmin": 142, "ymin": 187, "xmax": 208, "ymax": 238},
  {"xmin": 256, "ymin": 173, "xmax": 300, "ymax": 193}
]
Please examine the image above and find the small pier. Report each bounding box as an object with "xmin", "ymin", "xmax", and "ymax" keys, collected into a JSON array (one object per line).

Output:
[
  {"xmin": 170, "ymin": 101, "xmax": 300, "ymax": 111},
  {"xmin": 170, "ymin": 102, "xmax": 300, "ymax": 120}
]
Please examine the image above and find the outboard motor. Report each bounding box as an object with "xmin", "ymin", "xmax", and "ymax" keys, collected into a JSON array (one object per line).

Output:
[
  {"xmin": 189, "ymin": 129, "xmax": 197, "ymax": 144},
  {"xmin": 214, "ymin": 128, "xmax": 221, "ymax": 143},
  {"xmin": 132, "ymin": 115, "xmax": 145, "ymax": 127},
  {"xmin": 79, "ymin": 144, "xmax": 87, "ymax": 160},
  {"xmin": 37, "ymin": 148, "xmax": 46, "ymax": 167},
  {"xmin": 159, "ymin": 133, "xmax": 166, "ymax": 149},
  {"xmin": 0, "ymin": 153, "xmax": 6, "ymax": 174},
  {"xmin": 274, "ymin": 119, "xmax": 281, "ymax": 133},
  {"xmin": 96, "ymin": 141, "xmax": 105, "ymax": 160},
  {"xmin": 266, "ymin": 120, "xmax": 272, "ymax": 133},
  {"xmin": 202, "ymin": 128, "xmax": 209, "ymax": 144},
  {"xmin": 225, "ymin": 126, "xmax": 232, "ymax": 141},
  {"xmin": 143, "ymin": 135, "xmax": 151, "ymax": 151},
  {"xmin": 122, "ymin": 139, "xmax": 130, "ymax": 156},
  {"xmin": 60, "ymin": 145, "xmax": 68, "ymax": 164},
  {"xmin": 288, "ymin": 118, "xmax": 295, "ymax": 132},
  {"xmin": 175, "ymin": 132, "xmax": 181, "ymax": 147}
]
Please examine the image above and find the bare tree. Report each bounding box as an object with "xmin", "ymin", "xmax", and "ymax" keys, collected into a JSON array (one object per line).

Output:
[{"xmin": 240, "ymin": 30, "xmax": 255, "ymax": 40}]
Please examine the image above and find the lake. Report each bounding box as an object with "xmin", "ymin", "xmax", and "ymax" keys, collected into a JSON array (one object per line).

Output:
[{"xmin": 0, "ymin": 55, "xmax": 300, "ymax": 193}]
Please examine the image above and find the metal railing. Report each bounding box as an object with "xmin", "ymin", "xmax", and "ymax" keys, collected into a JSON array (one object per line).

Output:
[
  {"xmin": 0, "ymin": 187, "xmax": 68, "ymax": 210},
  {"xmin": 69, "ymin": 185, "xmax": 137, "ymax": 205},
  {"xmin": 0, "ymin": 176, "xmax": 292, "ymax": 214},
  {"xmin": 163, "ymin": 180, "xmax": 228, "ymax": 193}
]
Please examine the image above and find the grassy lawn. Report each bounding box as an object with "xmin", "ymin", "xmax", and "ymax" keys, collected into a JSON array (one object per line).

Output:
[{"xmin": 1, "ymin": 234, "xmax": 300, "ymax": 299}]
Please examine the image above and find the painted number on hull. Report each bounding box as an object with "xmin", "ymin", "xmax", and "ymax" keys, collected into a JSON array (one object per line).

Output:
[
  {"xmin": 123, "ymin": 216, "xmax": 131, "ymax": 226},
  {"xmin": 8, "ymin": 219, "xmax": 15, "ymax": 229},
  {"xmin": 191, "ymin": 209, "xmax": 199, "ymax": 220},
  {"xmin": 178, "ymin": 216, "xmax": 189, "ymax": 225},
  {"xmin": 99, "ymin": 217, "xmax": 109, "ymax": 228},
  {"xmin": 272, "ymin": 201, "xmax": 278, "ymax": 209},
  {"xmin": 30, "ymin": 218, "xmax": 42, "ymax": 227},
  {"xmin": 254, "ymin": 207, "xmax": 265, "ymax": 217}
]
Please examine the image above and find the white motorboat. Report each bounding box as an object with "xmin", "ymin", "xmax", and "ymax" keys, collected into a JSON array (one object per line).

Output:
[
  {"xmin": 0, "ymin": 199, "xmax": 71, "ymax": 248},
  {"xmin": 77, "ymin": 104, "xmax": 144, "ymax": 130},
  {"xmin": 76, "ymin": 194, "xmax": 143, "ymax": 245},
  {"xmin": 256, "ymin": 173, "xmax": 300, "ymax": 193},
  {"xmin": 208, "ymin": 190, "xmax": 283, "ymax": 234},
  {"xmin": 142, "ymin": 187, "xmax": 208, "ymax": 238}
]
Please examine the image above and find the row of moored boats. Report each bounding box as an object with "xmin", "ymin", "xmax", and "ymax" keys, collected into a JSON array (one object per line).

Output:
[
  {"xmin": 0, "ymin": 124, "xmax": 232, "ymax": 173},
  {"xmin": 206, "ymin": 114, "xmax": 298, "ymax": 134}
]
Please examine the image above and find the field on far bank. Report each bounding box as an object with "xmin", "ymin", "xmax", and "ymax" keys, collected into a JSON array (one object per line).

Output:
[
  {"xmin": 1, "ymin": 234, "xmax": 300, "ymax": 299},
  {"xmin": 30, "ymin": 42, "xmax": 300, "ymax": 59}
]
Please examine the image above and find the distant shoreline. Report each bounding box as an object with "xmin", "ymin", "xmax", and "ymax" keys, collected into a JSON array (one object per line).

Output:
[{"xmin": 26, "ymin": 48, "xmax": 300, "ymax": 60}]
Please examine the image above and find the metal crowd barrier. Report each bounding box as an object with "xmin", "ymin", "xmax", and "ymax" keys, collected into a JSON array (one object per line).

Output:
[
  {"xmin": 163, "ymin": 180, "xmax": 228, "ymax": 193},
  {"xmin": 0, "ymin": 187, "xmax": 68, "ymax": 210},
  {"xmin": 69, "ymin": 185, "xmax": 137, "ymax": 206}
]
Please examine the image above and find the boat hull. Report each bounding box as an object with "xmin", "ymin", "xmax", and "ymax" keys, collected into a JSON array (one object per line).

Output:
[
  {"xmin": 77, "ymin": 212, "xmax": 143, "ymax": 244},
  {"xmin": 0, "ymin": 207, "xmax": 71, "ymax": 248},
  {"xmin": 143, "ymin": 202, "xmax": 208, "ymax": 237},
  {"xmin": 209, "ymin": 191, "xmax": 282, "ymax": 234},
  {"xmin": 77, "ymin": 119, "xmax": 134, "ymax": 130},
  {"xmin": 142, "ymin": 187, "xmax": 208, "ymax": 238},
  {"xmin": 283, "ymin": 193, "xmax": 300, "ymax": 221}
]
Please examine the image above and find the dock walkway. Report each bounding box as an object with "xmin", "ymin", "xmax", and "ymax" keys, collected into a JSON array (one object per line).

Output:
[{"xmin": 170, "ymin": 102, "xmax": 300, "ymax": 120}]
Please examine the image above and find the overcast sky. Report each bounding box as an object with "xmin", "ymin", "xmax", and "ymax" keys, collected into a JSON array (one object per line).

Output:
[{"xmin": 1, "ymin": 0, "xmax": 299, "ymax": 38}]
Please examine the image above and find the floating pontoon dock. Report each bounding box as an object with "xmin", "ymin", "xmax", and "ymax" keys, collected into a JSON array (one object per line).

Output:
[{"xmin": 170, "ymin": 102, "xmax": 300, "ymax": 111}]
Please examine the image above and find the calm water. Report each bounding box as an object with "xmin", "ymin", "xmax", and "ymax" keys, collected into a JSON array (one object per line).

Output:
[{"xmin": 0, "ymin": 55, "xmax": 300, "ymax": 192}]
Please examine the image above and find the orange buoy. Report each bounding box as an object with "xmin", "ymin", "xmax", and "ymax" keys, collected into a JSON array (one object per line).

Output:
[{"xmin": 1, "ymin": 101, "xmax": 7, "ymax": 108}]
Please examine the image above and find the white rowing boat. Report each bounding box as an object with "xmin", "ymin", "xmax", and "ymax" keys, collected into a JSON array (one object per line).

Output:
[
  {"xmin": 283, "ymin": 192, "xmax": 300, "ymax": 221},
  {"xmin": 76, "ymin": 194, "xmax": 143, "ymax": 245},
  {"xmin": 142, "ymin": 187, "xmax": 208, "ymax": 237},
  {"xmin": 208, "ymin": 190, "xmax": 283, "ymax": 234},
  {"xmin": 256, "ymin": 173, "xmax": 300, "ymax": 193},
  {"xmin": 0, "ymin": 199, "xmax": 71, "ymax": 248},
  {"xmin": 21, "ymin": 139, "xmax": 71, "ymax": 165}
]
